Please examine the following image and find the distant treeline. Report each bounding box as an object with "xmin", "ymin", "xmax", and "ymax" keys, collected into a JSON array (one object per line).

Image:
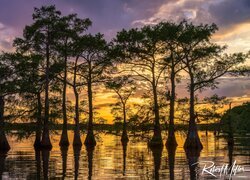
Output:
[{"xmin": 3, "ymin": 122, "xmax": 219, "ymax": 132}]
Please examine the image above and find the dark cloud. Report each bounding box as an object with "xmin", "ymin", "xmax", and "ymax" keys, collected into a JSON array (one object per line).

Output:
[
  {"xmin": 1, "ymin": 0, "xmax": 250, "ymax": 41},
  {"xmin": 0, "ymin": 0, "xmax": 165, "ymax": 39},
  {"xmin": 132, "ymin": 0, "xmax": 250, "ymax": 31},
  {"xmin": 209, "ymin": 0, "xmax": 250, "ymax": 27},
  {"xmin": 59, "ymin": 0, "xmax": 167, "ymax": 38}
]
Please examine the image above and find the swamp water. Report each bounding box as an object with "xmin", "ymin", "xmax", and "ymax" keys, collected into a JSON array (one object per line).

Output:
[{"xmin": 1, "ymin": 131, "xmax": 250, "ymax": 179}]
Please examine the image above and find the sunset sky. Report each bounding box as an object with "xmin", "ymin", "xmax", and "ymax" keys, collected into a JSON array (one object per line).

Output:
[
  {"xmin": 1, "ymin": 0, "xmax": 250, "ymax": 122},
  {"xmin": 1, "ymin": 0, "xmax": 250, "ymax": 53}
]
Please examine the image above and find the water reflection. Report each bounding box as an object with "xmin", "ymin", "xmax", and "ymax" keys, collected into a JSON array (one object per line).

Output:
[
  {"xmin": 228, "ymin": 141, "xmax": 234, "ymax": 177},
  {"xmin": 60, "ymin": 146, "xmax": 68, "ymax": 179},
  {"xmin": 167, "ymin": 145, "xmax": 176, "ymax": 180},
  {"xmin": 86, "ymin": 145, "xmax": 94, "ymax": 180},
  {"xmin": 150, "ymin": 145, "xmax": 163, "ymax": 180},
  {"xmin": 35, "ymin": 150, "xmax": 41, "ymax": 179},
  {"xmin": 185, "ymin": 149, "xmax": 201, "ymax": 180},
  {"xmin": 0, "ymin": 152, "xmax": 7, "ymax": 179},
  {"xmin": 42, "ymin": 149, "xmax": 50, "ymax": 180},
  {"xmin": 1, "ymin": 131, "xmax": 250, "ymax": 179},
  {"xmin": 73, "ymin": 146, "xmax": 81, "ymax": 180},
  {"xmin": 122, "ymin": 140, "xmax": 128, "ymax": 176}
]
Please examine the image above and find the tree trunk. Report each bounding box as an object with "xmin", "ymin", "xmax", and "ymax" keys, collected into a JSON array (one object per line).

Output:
[
  {"xmin": 0, "ymin": 96, "xmax": 10, "ymax": 152},
  {"xmin": 166, "ymin": 66, "xmax": 177, "ymax": 147},
  {"xmin": 121, "ymin": 103, "xmax": 129, "ymax": 142},
  {"xmin": 60, "ymin": 55, "xmax": 69, "ymax": 147},
  {"xmin": 41, "ymin": 123, "xmax": 52, "ymax": 150},
  {"xmin": 149, "ymin": 83, "xmax": 163, "ymax": 147},
  {"xmin": 184, "ymin": 77, "xmax": 203, "ymax": 150},
  {"xmin": 34, "ymin": 92, "xmax": 42, "ymax": 149},
  {"xmin": 84, "ymin": 76, "xmax": 96, "ymax": 146},
  {"xmin": 41, "ymin": 43, "xmax": 52, "ymax": 150},
  {"xmin": 73, "ymin": 88, "xmax": 82, "ymax": 147}
]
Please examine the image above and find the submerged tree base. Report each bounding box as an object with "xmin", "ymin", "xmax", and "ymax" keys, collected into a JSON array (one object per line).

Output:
[
  {"xmin": 40, "ymin": 141, "xmax": 52, "ymax": 150},
  {"xmin": 40, "ymin": 129, "xmax": 52, "ymax": 150},
  {"xmin": 227, "ymin": 136, "xmax": 234, "ymax": 146},
  {"xmin": 73, "ymin": 131, "xmax": 82, "ymax": 147},
  {"xmin": 149, "ymin": 124, "xmax": 163, "ymax": 147},
  {"xmin": 59, "ymin": 130, "xmax": 70, "ymax": 147},
  {"xmin": 121, "ymin": 131, "xmax": 129, "ymax": 143},
  {"xmin": 184, "ymin": 131, "xmax": 203, "ymax": 150},
  {"xmin": 33, "ymin": 139, "xmax": 42, "ymax": 150},
  {"xmin": 84, "ymin": 131, "xmax": 96, "ymax": 146},
  {"xmin": 0, "ymin": 131, "xmax": 10, "ymax": 152},
  {"xmin": 184, "ymin": 119, "xmax": 203, "ymax": 150},
  {"xmin": 166, "ymin": 134, "xmax": 178, "ymax": 148},
  {"xmin": 34, "ymin": 130, "xmax": 42, "ymax": 149},
  {"xmin": 148, "ymin": 134, "xmax": 163, "ymax": 147}
]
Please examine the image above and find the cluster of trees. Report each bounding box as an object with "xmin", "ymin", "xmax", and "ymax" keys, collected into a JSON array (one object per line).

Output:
[
  {"xmin": 221, "ymin": 102, "xmax": 250, "ymax": 133},
  {"xmin": 0, "ymin": 5, "xmax": 247, "ymax": 152}
]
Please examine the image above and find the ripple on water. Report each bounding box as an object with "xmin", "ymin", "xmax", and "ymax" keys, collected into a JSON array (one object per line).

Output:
[{"xmin": 0, "ymin": 131, "xmax": 249, "ymax": 179}]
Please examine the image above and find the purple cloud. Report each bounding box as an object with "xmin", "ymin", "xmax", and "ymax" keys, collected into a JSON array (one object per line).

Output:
[{"xmin": 1, "ymin": 0, "xmax": 250, "ymax": 49}]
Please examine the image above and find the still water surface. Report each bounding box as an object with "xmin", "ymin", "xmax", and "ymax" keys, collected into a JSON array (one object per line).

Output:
[{"xmin": 1, "ymin": 131, "xmax": 250, "ymax": 179}]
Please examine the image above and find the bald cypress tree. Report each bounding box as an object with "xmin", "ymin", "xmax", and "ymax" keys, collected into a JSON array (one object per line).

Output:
[
  {"xmin": 114, "ymin": 25, "xmax": 167, "ymax": 146},
  {"xmin": 14, "ymin": 5, "xmax": 62, "ymax": 149},
  {"xmin": 178, "ymin": 21, "xmax": 246, "ymax": 150},
  {"xmin": 105, "ymin": 76, "xmax": 136, "ymax": 142},
  {"xmin": 0, "ymin": 54, "xmax": 15, "ymax": 152},
  {"xmin": 76, "ymin": 33, "xmax": 110, "ymax": 146},
  {"xmin": 158, "ymin": 22, "xmax": 185, "ymax": 147},
  {"xmin": 7, "ymin": 53, "xmax": 44, "ymax": 149},
  {"xmin": 56, "ymin": 14, "xmax": 91, "ymax": 147}
]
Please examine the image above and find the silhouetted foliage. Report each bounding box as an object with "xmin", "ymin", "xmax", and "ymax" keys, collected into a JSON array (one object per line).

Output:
[
  {"xmin": 221, "ymin": 102, "xmax": 250, "ymax": 133},
  {"xmin": 0, "ymin": 4, "xmax": 248, "ymax": 153},
  {"xmin": 105, "ymin": 75, "xmax": 136, "ymax": 141}
]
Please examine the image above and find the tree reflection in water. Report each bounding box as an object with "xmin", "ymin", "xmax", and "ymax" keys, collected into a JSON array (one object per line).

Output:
[
  {"xmin": 73, "ymin": 146, "xmax": 81, "ymax": 180},
  {"xmin": 35, "ymin": 150, "xmax": 41, "ymax": 179},
  {"xmin": 0, "ymin": 152, "xmax": 7, "ymax": 179},
  {"xmin": 60, "ymin": 146, "xmax": 68, "ymax": 179},
  {"xmin": 167, "ymin": 144, "xmax": 177, "ymax": 180},
  {"xmin": 150, "ymin": 145, "xmax": 163, "ymax": 180},
  {"xmin": 1, "ymin": 131, "xmax": 250, "ymax": 179},
  {"xmin": 42, "ymin": 149, "xmax": 50, "ymax": 180},
  {"xmin": 122, "ymin": 140, "xmax": 128, "ymax": 176},
  {"xmin": 185, "ymin": 149, "xmax": 201, "ymax": 180},
  {"xmin": 86, "ymin": 145, "xmax": 94, "ymax": 180},
  {"xmin": 227, "ymin": 133, "xmax": 234, "ymax": 176}
]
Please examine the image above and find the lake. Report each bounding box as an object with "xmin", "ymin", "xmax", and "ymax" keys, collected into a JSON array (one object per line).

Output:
[{"xmin": 1, "ymin": 131, "xmax": 250, "ymax": 179}]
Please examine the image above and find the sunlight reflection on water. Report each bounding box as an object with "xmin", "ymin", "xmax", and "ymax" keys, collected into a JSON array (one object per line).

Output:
[{"xmin": 1, "ymin": 131, "xmax": 250, "ymax": 179}]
